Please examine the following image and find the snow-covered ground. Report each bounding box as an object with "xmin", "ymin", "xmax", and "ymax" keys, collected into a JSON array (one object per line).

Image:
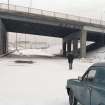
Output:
[
  {"xmin": 0, "ymin": 45, "xmax": 105, "ymax": 105},
  {"xmin": 12, "ymin": 44, "xmax": 62, "ymax": 57}
]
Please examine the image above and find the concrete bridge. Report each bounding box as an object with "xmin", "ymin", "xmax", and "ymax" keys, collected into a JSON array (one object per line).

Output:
[{"xmin": 0, "ymin": 3, "xmax": 105, "ymax": 58}]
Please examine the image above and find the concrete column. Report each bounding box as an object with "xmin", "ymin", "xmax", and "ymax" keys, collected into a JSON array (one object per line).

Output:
[
  {"xmin": 80, "ymin": 30, "xmax": 87, "ymax": 58},
  {"xmin": 62, "ymin": 39, "xmax": 66, "ymax": 56},
  {"xmin": 73, "ymin": 39, "xmax": 78, "ymax": 57},
  {"xmin": 0, "ymin": 19, "xmax": 7, "ymax": 55},
  {"xmin": 104, "ymin": 34, "xmax": 105, "ymax": 45},
  {"xmin": 67, "ymin": 40, "xmax": 71, "ymax": 53},
  {"xmin": 100, "ymin": 34, "xmax": 105, "ymax": 45}
]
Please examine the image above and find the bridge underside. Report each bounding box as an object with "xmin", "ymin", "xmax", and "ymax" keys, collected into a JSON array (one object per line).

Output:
[
  {"xmin": 0, "ymin": 18, "xmax": 80, "ymax": 56},
  {"xmin": 2, "ymin": 18, "xmax": 79, "ymax": 37},
  {"xmin": 0, "ymin": 18, "xmax": 105, "ymax": 58}
]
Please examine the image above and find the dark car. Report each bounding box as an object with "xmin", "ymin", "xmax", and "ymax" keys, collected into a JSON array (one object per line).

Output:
[{"xmin": 66, "ymin": 62, "xmax": 105, "ymax": 105}]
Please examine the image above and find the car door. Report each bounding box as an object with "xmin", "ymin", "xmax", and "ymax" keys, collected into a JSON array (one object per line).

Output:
[
  {"xmin": 76, "ymin": 68, "xmax": 96, "ymax": 105},
  {"xmin": 91, "ymin": 67, "xmax": 105, "ymax": 105}
]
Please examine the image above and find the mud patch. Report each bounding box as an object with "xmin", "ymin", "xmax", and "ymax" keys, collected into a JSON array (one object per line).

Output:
[{"xmin": 14, "ymin": 60, "xmax": 34, "ymax": 64}]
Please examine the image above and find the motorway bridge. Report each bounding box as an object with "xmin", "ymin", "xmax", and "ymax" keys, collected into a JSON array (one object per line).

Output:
[{"xmin": 0, "ymin": 3, "xmax": 105, "ymax": 57}]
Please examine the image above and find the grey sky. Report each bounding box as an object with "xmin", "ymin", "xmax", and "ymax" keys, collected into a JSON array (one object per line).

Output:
[{"xmin": 0, "ymin": 0, "xmax": 105, "ymax": 20}]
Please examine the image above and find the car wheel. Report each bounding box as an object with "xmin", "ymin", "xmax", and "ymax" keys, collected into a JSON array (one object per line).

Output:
[{"xmin": 69, "ymin": 90, "xmax": 77, "ymax": 105}]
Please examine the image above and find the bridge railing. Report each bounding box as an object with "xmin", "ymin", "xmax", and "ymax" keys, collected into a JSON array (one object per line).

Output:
[{"xmin": 0, "ymin": 3, "xmax": 105, "ymax": 26}]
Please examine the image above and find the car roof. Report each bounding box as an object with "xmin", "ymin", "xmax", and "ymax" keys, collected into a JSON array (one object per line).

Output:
[{"xmin": 91, "ymin": 62, "xmax": 105, "ymax": 67}]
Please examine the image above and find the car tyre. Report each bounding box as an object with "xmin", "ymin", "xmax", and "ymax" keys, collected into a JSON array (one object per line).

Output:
[{"xmin": 69, "ymin": 90, "xmax": 77, "ymax": 105}]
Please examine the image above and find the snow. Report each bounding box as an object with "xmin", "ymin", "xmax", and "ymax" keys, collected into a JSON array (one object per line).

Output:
[
  {"xmin": 0, "ymin": 45, "xmax": 105, "ymax": 105},
  {"xmin": 10, "ymin": 44, "xmax": 62, "ymax": 57}
]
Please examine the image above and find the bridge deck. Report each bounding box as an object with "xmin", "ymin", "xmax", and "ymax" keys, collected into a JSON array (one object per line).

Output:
[{"xmin": 0, "ymin": 3, "xmax": 105, "ymax": 28}]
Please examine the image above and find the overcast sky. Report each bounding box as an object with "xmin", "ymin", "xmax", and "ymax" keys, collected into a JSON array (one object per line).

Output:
[{"xmin": 0, "ymin": 0, "xmax": 105, "ymax": 20}]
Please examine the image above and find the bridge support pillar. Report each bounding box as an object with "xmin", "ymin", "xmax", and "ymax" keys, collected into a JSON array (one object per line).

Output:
[
  {"xmin": 67, "ymin": 40, "xmax": 71, "ymax": 53},
  {"xmin": 73, "ymin": 39, "xmax": 78, "ymax": 57},
  {"xmin": 62, "ymin": 39, "xmax": 66, "ymax": 56},
  {"xmin": 100, "ymin": 34, "xmax": 105, "ymax": 45},
  {"xmin": 80, "ymin": 30, "xmax": 87, "ymax": 58},
  {"xmin": 0, "ymin": 19, "xmax": 8, "ymax": 55},
  {"xmin": 104, "ymin": 35, "xmax": 105, "ymax": 45}
]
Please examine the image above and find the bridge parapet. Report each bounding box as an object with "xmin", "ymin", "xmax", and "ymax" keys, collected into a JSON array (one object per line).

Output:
[{"xmin": 0, "ymin": 3, "xmax": 105, "ymax": 27}]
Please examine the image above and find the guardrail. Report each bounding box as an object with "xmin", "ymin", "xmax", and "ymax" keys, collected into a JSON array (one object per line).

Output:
[{"xmin": 0, "ymin": 3, "xmax": 105, "ymax": 26}]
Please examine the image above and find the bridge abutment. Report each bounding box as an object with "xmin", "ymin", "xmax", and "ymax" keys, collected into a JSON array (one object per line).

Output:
[{"xmin": 0, "ymin": 19, "xmax": 8, "ymax": 55}]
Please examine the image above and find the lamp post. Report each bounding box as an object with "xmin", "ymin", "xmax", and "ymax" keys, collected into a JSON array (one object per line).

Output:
[
  {"xmin": 101, "ymin": 15, "xmax": 103, "ymax": 25},
  {"xmin": 8, "ymin": 0, "xmax": 9, "ymax": 10},
  {"xmin": 28, "ymin": 0, "xmax": 32, "ymax": 13},
  {"xmin": 100, "ymin": 11, "xmax": 105, "ymax": 25},
  {"xmin": 30, "ymin": 0, "xmax": 32, "ymax": 8}
]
